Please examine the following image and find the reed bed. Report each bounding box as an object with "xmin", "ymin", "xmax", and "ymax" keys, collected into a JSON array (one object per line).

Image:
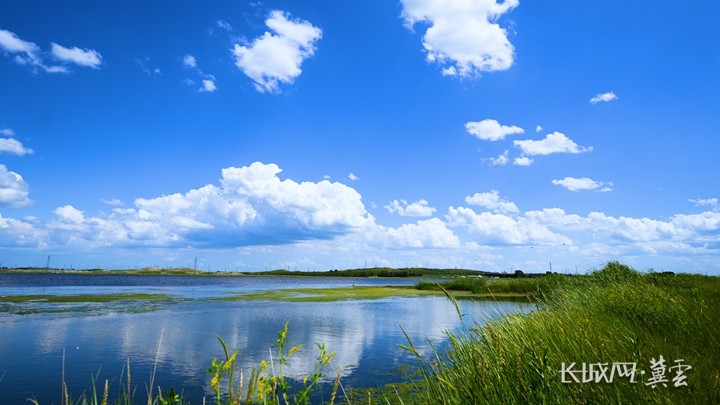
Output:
[{"xmin": 396, "ymin": 262, "xmax": 720, "ymax": 404}]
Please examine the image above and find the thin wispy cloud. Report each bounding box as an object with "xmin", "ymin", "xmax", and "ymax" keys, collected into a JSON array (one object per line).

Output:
[
  {"xmin": 0, "ymin": 28, "xmax": 102, "ymax": 73},
  {"xmin": 484, "ymin": 151, "xmax": 509, "ymax": 166},
  {"xmin": 51, "ymin": 43, "xmax": 103, "ymax": 68},
  {"xmin": 101, "ymin": 198, "xmax": 123, "ymax": 206},
  {"xmin": 552, "ymin": 177, "xmax": 612, "ymax": 192},
  {"xmin": 590, "ymin": 91, "xmax": 617, "ymax": 104}
]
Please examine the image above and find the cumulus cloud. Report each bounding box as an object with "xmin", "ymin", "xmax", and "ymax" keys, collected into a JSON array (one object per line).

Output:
[
  {"xmin": 465, "ymin": 190, "xmax": 518, "ymax": 214},
  {"xmin": 385, "ymin": 199, "xmax": 437, "ymax": 217},
  {"xmin": 0, "ymin": 138, "xmax": 33, "ymax": 156},
  {"xmin": 513, "ymin": 156, "xmax": 532, "ymax": 166},
  {"xmin": 400, "ymin": 0, "xmax": 518, "ymax": 77},
  {"xmin": 514, "ymin": 132, "xmax": 592, "ymax": 156},
  {"xmin": 0, "ymin": 164, "xmax": 32, "ymax": 208},
  {"xmin": 232, "ymin": 10, "xmax": 322, "ymax": 92},
  {"xmin": 348, "ymin": 173, "xmax": 359, "ymax": 181},
  {"xmin": 37, "ymin": 163, "xmax": 376, "ymax": 248},
  {"xmin": 0, "ymin": 28, "xmax": 100, "ymax": 73},
  {"xmin": 51, "ymin": 43, "xmax": 103, "ymax": 68},
  {"xmin": 590, "ymin": 91, "xmax": 617, "ymax": 104},
  {"xmin": 0, "ymin": 129, "xmax": 15, "ymax": 137},
  {"xmin": 484, "ymin": 151, "xmax": 508, "ymax": 165},
  {"xmin": 525, "ymin": 208, "xmax": 720, "ymax": 247},
  {"xmin": 381, "ymin": 218, "xmax": 459, "ymax": 248},
  {"xmin": 465, "ymin": 119, "xmax": 523, "ymax": 141},
  {"xmin": 552, "ymin": 177, "xmax": 612, "ymax": 192},
  {"xmin": 200, "ymin": 79, "xmax": 217, "ymax": 92},
  {"xmin": 183, "ymin": 54, "xmax": 197, "ymax": 68},
  {"xmin": 535, "ymin": 125, "xmax": 542, "ymax": 132},
  {"xmin": 447, "ymin": 206, "xmax": 569, "ymax": 246}
]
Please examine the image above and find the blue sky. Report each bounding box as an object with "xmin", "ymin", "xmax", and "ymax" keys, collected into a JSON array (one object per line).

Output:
[{"xmin": 1, "ymin": 0, "xmax": 719, "ymax": 273}]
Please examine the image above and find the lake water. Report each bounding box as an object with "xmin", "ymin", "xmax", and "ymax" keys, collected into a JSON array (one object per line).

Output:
[{"xmin": 0, "ymin": 274, "xmax": 532, "ymax": 404}]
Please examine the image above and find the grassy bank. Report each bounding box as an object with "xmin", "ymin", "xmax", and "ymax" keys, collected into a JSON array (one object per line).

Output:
[{"xmin": 397, "ymin": 262, "xmax": 720, "ymax": 404}]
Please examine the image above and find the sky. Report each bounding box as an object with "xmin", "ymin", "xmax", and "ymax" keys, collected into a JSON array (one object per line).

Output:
[{"xmin": 1, "ymin": 0, "xmax": 719, "ymax": 274}]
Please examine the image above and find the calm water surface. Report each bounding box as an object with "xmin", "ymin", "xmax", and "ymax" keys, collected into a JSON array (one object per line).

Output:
[{"xmin": 0, "ymin": 274, "xmax": 531, "ymax": 404}]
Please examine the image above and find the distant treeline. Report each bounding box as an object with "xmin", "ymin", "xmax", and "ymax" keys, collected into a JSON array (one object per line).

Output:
[{"xmin": 250, "ymin": 267, "xmax": 552, "ymax": 278}]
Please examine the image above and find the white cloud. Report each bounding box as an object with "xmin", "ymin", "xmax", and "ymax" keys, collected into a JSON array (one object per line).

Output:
[
  {"xmin": 465, "ymin": 190, "xmax": 519, "ymax": 214},
  {"xmin": 101, "ymin": 198, "xmax": 123, "ymax": 206},
  {"xmin": 200, "ymin": 79, "xmax": 217, "ymax": 92},
  {"xmin": 182, "ymin": 78, "xmax": 195, "ymax": 86},
  {"xmin": 381, "ymin": 218, "xmax": 459, "ymax": 248},
  {"xmin": 183, "ymin": 54, "xmax": 197, "ymax": 68},
  {"xmin": 348, "ymin": 173, "xmax": 359, "ymax": 181},
  {"xmin": 514, "ymin": 132, "xmax": 592, "ymax": 156},
  {"xmin": 485, "ymin": 150, "xmax": 508, "ymax": 166},
  {"xmin": 217, "ymin": 20, "xmax": 233, "ymax": 31},
  {"xmin": 323, "ymin": 175, "xmax": 331, "ymax": 180},
  {"xmin": 590, "ymin": 91, "xmax": 617, "ymax": 104},
  {"xmin": 535, "ymin": 125, "xmax": 542, "ymax": 132},
  {"xmin": 38, "ymin": 163, "xmax": 375, "ymax": 248},
  {"xmin": 689, "ymin": 198, "xmax": 718, "ymax": 211},
  {"xmin": 552, "ymin": 177, "xmax": 611, "ymax": 192},
  {"xmin": 400, "ymin": 0, "xmax": 518, "ymax": 77},
  {"xmin": 0, "ymin": 138, "xmax": 33, "ymax": 156},
  {"xmin": 0, "ymin": 29, "xmax": 100, "ymax": 73},
  {"xmin": 0, "ymin": 28, "xmax": 42, "ymax": 67},
  {"xmin": 0, "ymin": 129, "xmax": 16, "ymax": 137},
  {"xmin": 51, "ymin": 43, "xmax": 103, "ymax": 68},
  {"xmin": 446, "ymin": 206, "xmax": 568, "ymax": 246},
  {"xmin": 0, "ymin": 164, "xmax": 32, "ymax": 208},
  {"xmin": 525, "ymin": 208, "xmax": 720, "ymax": 247},
  {"xmin": 232, "ymin": 10, "xmax": 322, "ymax": 93},
  {"xmin": 465, "ymin": 119, "xmax": 523, "ymax": 141},
  {"xmin": 54, "ymin": 205, "xmax": 86, "ymax": 224},
  {"xmin": 385, "ymin": 199, "xmax": 437, "ymax": 217},
  {"xmin": 513, "ymin": 156, "xmax": 532, "ymax": 166}
]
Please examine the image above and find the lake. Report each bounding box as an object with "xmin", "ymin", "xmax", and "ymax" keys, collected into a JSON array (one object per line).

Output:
[{"xmin": 0, "ymin": 274, "xmax": 532, "ymax": 404}]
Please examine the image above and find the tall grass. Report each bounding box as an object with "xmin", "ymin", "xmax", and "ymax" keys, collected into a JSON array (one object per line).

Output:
[
  {"xmin": 416, "ymin": 273, "xmax": 566, "ymax": 295},
  {"xmin": 398, "ymin": 262, "xmax": 720, "ymax": 404}
]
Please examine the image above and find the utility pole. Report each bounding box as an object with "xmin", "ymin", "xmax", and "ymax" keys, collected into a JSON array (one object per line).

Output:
[
  {"xmin": 46, "ymin": 255, "xmax": 51, "ymax": 269},
  {"xmin": 550, "ymin": 262, "xmax": 552, "ymax": 272},
  {"xmin": 194, "ymin": 257, "xmax": 197, "ymax": 270}
]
